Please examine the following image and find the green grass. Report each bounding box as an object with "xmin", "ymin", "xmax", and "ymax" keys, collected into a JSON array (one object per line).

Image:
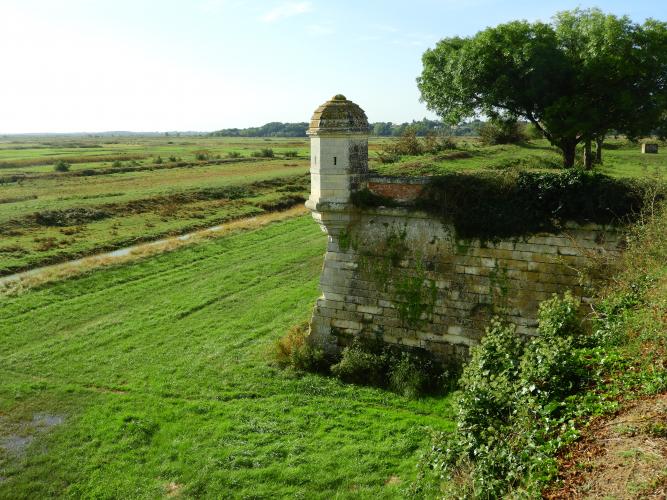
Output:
[
  {"xmin": 0, "ymin": 136, "xmax": 318, "ymax": 276},
  {"xmin": 3, "ymin": 134, "xmax": 662, "ymax": 277},
  {"xmin": 371, "ymin": 138, "xmax": 667, "ymax": 178},
  {"xmin": 0, "ymin": 216, "xmax": 455, "ymax": 498}
]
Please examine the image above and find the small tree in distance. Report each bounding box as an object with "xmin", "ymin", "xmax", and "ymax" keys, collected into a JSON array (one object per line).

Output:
[{"xmin": 53, "ymin": 160, "xmax": 70, "ymax": 172}]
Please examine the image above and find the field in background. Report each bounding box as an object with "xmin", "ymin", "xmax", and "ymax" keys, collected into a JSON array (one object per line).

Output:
[
  {"xmin": 0, "ymin": 216, "xmax": 455, "ymax": 498},
  {"xmin": 1, "ymin": 134, "xmax": 663, "ymax": 276},
  {"xmin": 372, "ymin": 137, "xmax": 667, "ymax": 177},
  {"xmin": 0, "ymin": 137, "xmax": 314, "ymax": 276}
]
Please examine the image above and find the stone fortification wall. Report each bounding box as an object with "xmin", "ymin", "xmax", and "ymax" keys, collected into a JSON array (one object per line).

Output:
[
  {"xmin": 308, "ymin": 179, "xmax": 624, "ymax": 360},
  {"xmin": 304, "ymin": 95, "xmax": 626, "ymax": 361}
]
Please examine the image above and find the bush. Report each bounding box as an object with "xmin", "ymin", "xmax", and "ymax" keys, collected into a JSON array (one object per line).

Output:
[
  {"xmin": 389, "ymin": 351, "xmax": 431, "ymax": 398},
  {"xmin": 423, "ymin": 131, "xmax": 456, "ymax": 153},
  {"xmin": 421, "ymin": 293, "xmax": 588, "ymax": 498},
  {"xmin": 111, "ymin": 160, "xmax": 123, "ymax": 168},
  {"xmin": 274, "ymin": 322, "xmax": 325, "ymax": 372},
  {"xmin": 330, "ymin": 339, "xmax": 458, "ymax": 397},
  {"xmin": 226, "ymin": 151, "xmax": 242, "ymax": 159},
  {"xmin": 283, "ymin": 150, "xmax": 298, "ymax": 158},
  {"xmin": 168, "ymin": 156, "xmax": 178, "ymax": 162},
  {"xmin": 276, "ymin": 329, "xmax": 458, "ymax": 398},
  {"xmin": 53, "ymin": 160, "xmax": 70, "ymax": 172},
  {"xmin": 479, "ymin": 118, "xmax": 527, "ymax": 145},
  {"xmin": 376, "ymin": 150, "xmax": 400, "ymax": 164},
  {"xmin": 154, "ymin": 156, "xmax": 163, "ymax": 164},
  {"xmin": 251, "ymin": 148, "xmax": 274, "ymax": 158},
  {"xmin": 331, "ymin": 340, "xmax": 388, "ymax": 386},
  {"xmin": 194, "ymin": 150, "xmax": 210, "ymax": 161}
]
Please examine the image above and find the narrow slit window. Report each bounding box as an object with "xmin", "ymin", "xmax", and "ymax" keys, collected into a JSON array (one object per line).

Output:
[{"xmin": 333, "ymin": 156, "xmax": 337, "ymax": 165}]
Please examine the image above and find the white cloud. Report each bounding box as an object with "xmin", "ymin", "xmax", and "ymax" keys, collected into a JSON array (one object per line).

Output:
[
  {"xmin": 261, "ymin": 1, "xmax": 312, "ymax": 23},
  {"xmin": 307, "ymin": 24, "xmax": 334, "ymax": 36}
]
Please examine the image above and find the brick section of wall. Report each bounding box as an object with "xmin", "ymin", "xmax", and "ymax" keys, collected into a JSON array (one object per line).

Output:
[
  {"xmin": 367, "ymin": 181, "xmax": 425, "ymax": 202},
  {"xmin": 308, "ymin": 208, "xmax": 623, "ymax": 361}
]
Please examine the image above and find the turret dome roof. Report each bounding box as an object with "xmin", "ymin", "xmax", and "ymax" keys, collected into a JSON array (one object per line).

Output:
[{"xmin": 308, "ymin": 95, "xmax": 369, "ymax": 135}]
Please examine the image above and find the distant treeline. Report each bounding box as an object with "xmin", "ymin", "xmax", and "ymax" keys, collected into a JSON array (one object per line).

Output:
[{"xmin": 209, "ymin": 119, "xmax": 484, "ymax": 138}]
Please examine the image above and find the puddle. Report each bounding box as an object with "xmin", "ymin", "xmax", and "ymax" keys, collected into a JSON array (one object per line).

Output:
[
  {"xmin": 0, "ymin": 435, "xmax": 34, "ymax": 455},
  {"xmin": 0, "ymin": 413, "xmax": 64, "ymax": 456},
  {"xmin": 32, "ymin": 414, "xmax": 64, "ymax": 428}
]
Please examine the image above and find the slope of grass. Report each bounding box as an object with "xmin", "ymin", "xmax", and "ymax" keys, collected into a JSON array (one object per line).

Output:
[
  {"xmin": 0, "ymin": 216, "xmax": 455, "ymax": 498},
  {"xmin": 371, "ymin": 139, "xmax": 667, "ymax": 178}
]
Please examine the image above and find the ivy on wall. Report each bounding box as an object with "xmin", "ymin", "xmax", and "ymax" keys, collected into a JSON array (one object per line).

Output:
[{"xmin": 353, "ymin": 170, "xmax": 655, "ymax": 241}]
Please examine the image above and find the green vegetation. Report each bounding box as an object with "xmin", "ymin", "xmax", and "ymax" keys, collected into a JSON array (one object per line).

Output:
[
  {"xmin": 0, "ymin": 136, "xmax": 312, "ymax": 276},
  {"xmin": 372, "ymin": 138, "xmax": 667, "ymax": 177},
  {"xmin": 277, "ymin": 325, "xmax": 458, "ymax": 399},
  {"xmin": 355, "ymin": 169, "xmax": 654, "ymax": 240},
  {"xmin": 0, "ymin": 216, "xmax": 456, "ymax": 498},
  {"xmin": 209, "ymin": 119, "xmax": 453, "ymax": 138},
  {"xmin": 414, "ymin": 199, "xmax": 667, "ymax": 497},
  {"xmin": 52, "ymin": 160, "xmax": 70, "ymax": 172},
  {"xmin": 418, "ymin": 8, "xmax": 667, "ymax": 167}
]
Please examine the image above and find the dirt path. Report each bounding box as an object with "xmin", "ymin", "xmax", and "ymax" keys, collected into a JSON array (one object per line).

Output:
[
  {"xmin": 546, "ymin": 393, "xmax": 667, "ymax": 499},
  {"xmin": 0, "ymin": 205, "xmax": 309, "ymax": 295}
]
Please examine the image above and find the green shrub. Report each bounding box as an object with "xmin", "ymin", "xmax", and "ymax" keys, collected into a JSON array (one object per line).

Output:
[
  {"xmin": 423, "ymin": 131, "xmax": 456, "ymax": 153},
  {"xmin": 421, "ymin": 293, "xmax": 589, "ymax": 498},
  {"xmin": 330, "ymin": 339, "xmax": 458, "ymax": 397},
  {"xmin": 389, "ymin": 352, "xmax": 430, "ymax": 398},
  {"xmin": 395, "ymin": 128, "xmax": 423, "ymax": 155},
  {"xmin": 283, "ymin": 150, "xmax": 298, "ymax": 158},
  {"xmin": 376, "ymin": 150, "xmax": 400, "ymax": 163},
  {"xmin": 274, "ymin": 322, "xmax": 325, "ymax": 372},
  {"xmin": 168, "ymin": 156, "xmax": 178, "ymax": 162},
  {"xmin": 154, "ymin": 156, "xmax": 163, "ymax": 164},
  {"xmin": 53, "ymin": 160, "xmax": 70, "ymax": 172},
  {"xmin": 226, "ymin": 151, "xmax": 242, "ymax": 159},
  {"xmin": 479, "ymin": 118, "xmax": 527, "ymax": 145},
  {"xmin": 194, "ymin": 150, "xmax": 210, "ymax": 161},
  {"xmin": 251, "ymin": 148, "xmax": 274, "ymax": 158},
  {"xmin": 111, "ymin": 160, "xmax": 123, "ymax": 168},
  {"xmin": 537, "ymin": 291, "xmax": 582, "ymax": 342},
  {"xmin": 331, "ymin": 340, "xmax": 388, "ymax": 386},
  {"xmin": 278, "ymin": 331, "xmax": 458, "ymax": 398},
  {"xmin": 412, "ymin": 170, "xmax": 652, "ymax": 240}
]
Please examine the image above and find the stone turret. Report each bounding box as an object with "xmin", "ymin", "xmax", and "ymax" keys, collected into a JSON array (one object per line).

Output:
[{"xmin": 305, "ymin": 95, "xmax": 369, "ymax": 226}]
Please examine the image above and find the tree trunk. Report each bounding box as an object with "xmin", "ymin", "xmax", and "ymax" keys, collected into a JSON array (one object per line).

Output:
[
  {"xmin": 583, "ymin": 139, "xmax": 593, "ymax": 169},
  {"xmin": 561, "ymin": 141, "xmax": 577, "ymax": 168},
  {"xmin": 595, "ymin": 136, "xmax": 604, "ymax": 164}
]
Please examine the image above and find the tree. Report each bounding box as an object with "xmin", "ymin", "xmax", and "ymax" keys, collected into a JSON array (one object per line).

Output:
[
  {"xmin": 418, "ymin": 9, "xmax": 667, "ymax": 168},
  {"xmin": 53, "ymin": 160, "xmax": 70, "ymax": 172}
]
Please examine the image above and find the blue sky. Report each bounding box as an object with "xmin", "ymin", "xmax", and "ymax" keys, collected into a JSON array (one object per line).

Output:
[{"xmin": 2, "ymin": 0, "xmax": 665, "ymax": 133}]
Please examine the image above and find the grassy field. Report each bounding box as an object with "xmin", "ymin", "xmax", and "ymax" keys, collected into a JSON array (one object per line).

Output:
[
  {"xmin": 2, "ymin": 134, "xmax": 663, "ymax": 277},
  {"xmin": 0, "ymin": 137, "xmax": 315, "ymax": 276},
  {"xmin": 0, "ymin": 216, "xmax": 455, "ymax": 498},
  {"xmin": 372, "ymin": 138, "xmax": 667, "ymax": 178}
]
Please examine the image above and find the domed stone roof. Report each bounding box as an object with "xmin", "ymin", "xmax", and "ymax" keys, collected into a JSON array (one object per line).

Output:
[{"xmin": 308, "ymin": 95, "xmax": 369, "ymax": 135}]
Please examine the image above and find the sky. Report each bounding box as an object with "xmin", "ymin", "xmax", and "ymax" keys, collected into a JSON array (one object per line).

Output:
[{"xmin": 1, "ymin": 0, "xmax": 665, "ymax": 133}]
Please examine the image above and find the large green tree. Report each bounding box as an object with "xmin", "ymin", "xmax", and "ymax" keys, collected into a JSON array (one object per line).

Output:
[{"xmin": 418, "ymin": 9, "xmax": 667, "ymax": 167}]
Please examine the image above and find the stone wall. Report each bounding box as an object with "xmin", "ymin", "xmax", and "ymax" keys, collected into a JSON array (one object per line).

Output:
[{"xmin": 308, "ymin": 182, "xmax": 624, "ymax": 361}]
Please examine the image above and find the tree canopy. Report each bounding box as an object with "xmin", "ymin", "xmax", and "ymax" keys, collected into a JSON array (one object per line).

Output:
[{"xmin": 418, "ymin": 8, "xmax": 667, "ymax": 167}]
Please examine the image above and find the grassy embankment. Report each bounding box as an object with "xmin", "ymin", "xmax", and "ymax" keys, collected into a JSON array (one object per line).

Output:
[
  {"xmin": 372, "ymin": 138, "xmax": 667, "ymax": 178},
  {"xmin": 544, "ymin": 199, "xmax": 667, "ymax": 497},
  {"xmin": 0, "ymin": 216, "xmax": 455, "ymax": 498}
]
